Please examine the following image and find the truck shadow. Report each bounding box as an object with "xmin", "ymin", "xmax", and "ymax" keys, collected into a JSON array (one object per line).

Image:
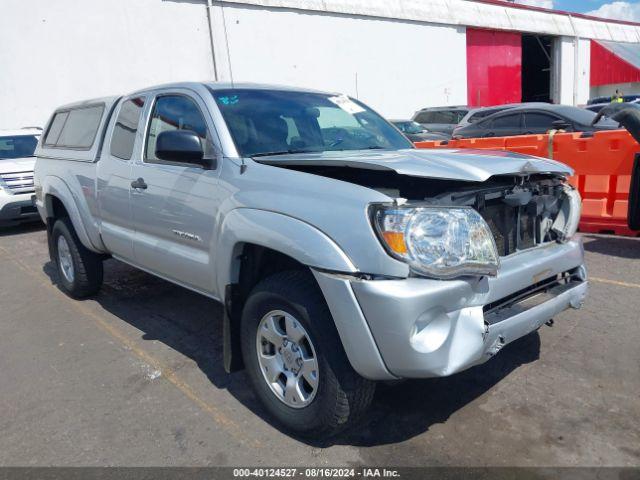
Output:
[
  {"xmin": 333, "ymin": 333, "xmax": 540, "ymax": 448},
  {"xmin": 42, "ymin": 257, "xmax": 540, "ymax": 447},
  {"xmin": 0, "ymin": 221, "xmax": 45, "ymax": 237}
]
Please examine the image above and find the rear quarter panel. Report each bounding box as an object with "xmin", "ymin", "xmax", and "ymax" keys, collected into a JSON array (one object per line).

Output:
[{"xmin": 34, "ymin": 158, "xmax": 106, "ymax": 252}]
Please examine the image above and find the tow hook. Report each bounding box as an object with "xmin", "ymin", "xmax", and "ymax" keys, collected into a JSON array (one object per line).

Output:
[{"xmin": 545, "ymin": 319, "xmax": 554, "ymax": 327}]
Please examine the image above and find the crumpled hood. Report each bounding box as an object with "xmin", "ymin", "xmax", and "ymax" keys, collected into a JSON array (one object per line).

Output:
[
  {"xmin": 254, "ymin": 148, "xmax": 573, "ymax": 182},
  {"xmin": 0, "ymin": 157, "xmax": 35, "ymax": 173}
]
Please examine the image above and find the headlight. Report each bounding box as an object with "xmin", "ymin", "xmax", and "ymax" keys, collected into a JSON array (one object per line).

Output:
[
  {"xmin": 552, "ymin": 184, "xmax": 581, "ymax": 241},
  {"xmin": 372, "ymin": 205, "xmax": 500, "ymax": 278}
]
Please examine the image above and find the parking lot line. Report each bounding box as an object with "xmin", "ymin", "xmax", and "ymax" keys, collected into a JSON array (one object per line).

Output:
[
  {"xmin": 590, "ymin": 276, "xmax": 640, "ymax": 289},
  {"xmin": 0, "ymin": 244, "xmax": 262, "ymax": 450}
]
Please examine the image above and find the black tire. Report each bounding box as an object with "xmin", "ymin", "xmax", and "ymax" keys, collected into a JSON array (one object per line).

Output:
[
  {"xmin": 240, "ymin": 270, "xmax": 376, "ymax": 438},
  {"xmin": 51, "ymin": 217, "xmax": 103, "ymax": 298}
]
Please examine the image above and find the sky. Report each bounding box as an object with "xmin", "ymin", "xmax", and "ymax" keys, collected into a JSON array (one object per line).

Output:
[{"xmin": 512, "ymin": 0, "xmax": 640, "ymax": 21}]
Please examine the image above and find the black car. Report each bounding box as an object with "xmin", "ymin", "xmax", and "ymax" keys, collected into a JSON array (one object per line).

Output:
[
  {"xmin": 452, "ymin": 104, "xmax": 620, "ymax": 139},
  {"xmin": 390, "ymin": 120, "xmax": 451, "ymax": 142}
]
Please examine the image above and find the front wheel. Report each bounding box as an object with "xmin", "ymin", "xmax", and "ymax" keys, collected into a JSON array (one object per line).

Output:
[{"xmin": 240, "ymin": 270, "xmax": 375, "ymax": 438}]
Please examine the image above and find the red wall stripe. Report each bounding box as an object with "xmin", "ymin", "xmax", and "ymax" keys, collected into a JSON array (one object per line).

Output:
[
  {"xmin": 467, "ymin": 28, "xmax": 522, "ymax": 107},
  {"xmin": 591, "ymin": 40, "xmax": 640, "ymax": 87}
]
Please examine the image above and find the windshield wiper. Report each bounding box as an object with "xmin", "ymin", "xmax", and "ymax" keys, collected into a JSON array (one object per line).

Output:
[{"xmin": 251, "ymin": 149, "xmax": 319, "ymax": 158}]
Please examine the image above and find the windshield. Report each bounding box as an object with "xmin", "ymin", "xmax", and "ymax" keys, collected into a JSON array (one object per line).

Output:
[
  {"xmin": 211, "ymin": 89, "xmax": 412, "ymax": 157},
  {"xmin": 0, "ymin": 135, "xmax": 39, "ymax": 160}
]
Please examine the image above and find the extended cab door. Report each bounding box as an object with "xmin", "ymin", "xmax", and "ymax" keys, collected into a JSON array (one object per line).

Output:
[
  {"xmin": 97, "ymin": 96, "xmax": 147, "ymax": 261},
  {"xmin": 129, "ymin": 89, "xmax": 223, "ymax": 295}
]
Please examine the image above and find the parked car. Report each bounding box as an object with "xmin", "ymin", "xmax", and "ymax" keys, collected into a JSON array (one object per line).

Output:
[
  {"xmin": 585, "ymin": 99, "xmax": 640, "ymax": 115},
  {"xmin": 390, "ymin": 120, "xmax": 450, "ymax": 142},
  {"xmin": 458, "ymin": 103, "xmax": 550, "ymax": 128},
  {"xmin": 0, "ymin": 128, "xmax": 41, "ymax": 226},
  {"xmin": 453, "ymin": 104, "xmax": 620, "ymax": 139},
  {"xmin": 34, "ymin": 83, "xmax": 588, "ymax": 437},
  {"xmin": 588, "ymin": 94, "xmax": 640, "ymax": 105},
  {"xmin": 412, "ymin": 106, "xmax": 469, "ymax": 134},
  {"xmin": 585, "ymin": 103, "xmax": 609, "ymax": 114}
]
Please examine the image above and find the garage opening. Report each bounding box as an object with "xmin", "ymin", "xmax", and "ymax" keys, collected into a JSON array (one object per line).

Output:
[{"xmin": 522, "ymin": 34, "xmax": 553, "ymax": 103}]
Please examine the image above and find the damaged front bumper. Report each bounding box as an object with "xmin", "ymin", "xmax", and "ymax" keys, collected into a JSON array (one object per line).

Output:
[{"xmin": 313, "ymin": 239, "xmax": 588, "ymax": 380}]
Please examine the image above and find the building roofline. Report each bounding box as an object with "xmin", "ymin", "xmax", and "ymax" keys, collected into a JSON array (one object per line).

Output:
[
  {"xmin": 469, "ymin": 0, "xmax": 640, "ymax": 28},
  {"xmin": 219, "ymin": 0, "xmax": 640, "ymax": 41}
]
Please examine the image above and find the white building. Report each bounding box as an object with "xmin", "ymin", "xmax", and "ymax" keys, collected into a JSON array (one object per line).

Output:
[{"xmin": 2, "ymin": 0, "xmax": 640, "ymax": 129}]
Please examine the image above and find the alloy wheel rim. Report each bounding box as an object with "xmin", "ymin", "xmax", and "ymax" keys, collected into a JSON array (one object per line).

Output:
[
  {"xmin": 57, "ymin": 235, "xmax": 74, "ymax": 284},
  {"xmin": 255, "ymin": 310, "xmax": 319, "ymax": 408}
]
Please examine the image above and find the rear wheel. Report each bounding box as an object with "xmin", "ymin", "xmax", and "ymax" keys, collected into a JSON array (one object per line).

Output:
[
  {"xmin": 51, "ymin": 217, "xmax": 103, "ymax": 298},
  {"xmin": 240, "ymin": 270, "xmax": 375, "ymax": 438}
]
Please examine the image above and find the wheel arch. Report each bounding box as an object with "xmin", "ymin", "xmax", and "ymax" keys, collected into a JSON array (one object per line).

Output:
[
  {"xmin": 216, "ymin": 208, "xmax": 358, "ymax": 373},
  {"xmin": 41, "ymin": 177, "xmax": 104, "ymax": 253},
  {"xmin": 216, "ymin": 208, "xmax": 357, "ymax": 295}
]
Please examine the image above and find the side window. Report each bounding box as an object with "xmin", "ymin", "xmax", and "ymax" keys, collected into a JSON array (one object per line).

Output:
[
  {"xmin": 110, "ymin": 97, "xmax": 145, "ymax": 160},
  {"xmin": 145, "ymin": 95, "xmax": 211, "ymax": 163},
  {"xmin": 431, "ymin": 112, "xmax": 452, "ymax": 124},
  {"xmin": 492, "ymin": 114, "xmax": 520, "ymax": 129},
  {"xmin": 523, "ymin": 113, "xmax": 557, "ymax": 130},
  {"xmin": 414, "ymin": 112, "xmax": 431, "ymax": 124},
  {"xmin": 54, "ymin": 105, "xmax": 104, "ymax": 149},
  {"xmin": 44, "ymin": 111, "xmax": 69, "ymax": 146},
  {"xmin": 454, "ymin": 110, "xmax": 468, "ymax": 123}
]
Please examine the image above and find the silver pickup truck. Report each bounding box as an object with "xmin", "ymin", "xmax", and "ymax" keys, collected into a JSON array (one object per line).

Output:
[{"xmin": 34, "ymin": 82, "xmax": 588, "ymax": 437}]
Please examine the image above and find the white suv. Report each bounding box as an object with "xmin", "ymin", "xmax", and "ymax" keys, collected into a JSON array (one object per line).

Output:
[{"xmin": 0, "ymin": 128, "xmax": 41, "ymax": 226}]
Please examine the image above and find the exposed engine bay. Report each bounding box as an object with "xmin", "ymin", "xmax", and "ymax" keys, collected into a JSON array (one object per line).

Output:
[
  {"xmin": 424, "ymin": 175, "xmax": 568, "ymax": 256},
  {"xmin": 276, "ymin": 164, "xmax": 577, "ymax": 257}
]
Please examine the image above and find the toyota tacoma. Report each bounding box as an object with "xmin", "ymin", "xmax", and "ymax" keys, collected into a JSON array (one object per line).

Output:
[{"xmin": 34, "ymin": 82, "xmax": 588, "ymax": 437}]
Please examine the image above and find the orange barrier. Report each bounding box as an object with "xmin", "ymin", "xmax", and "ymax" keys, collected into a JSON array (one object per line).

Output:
[{"xmin": 415, "ymin": 130, "xmax": 640, "ymax": 236}]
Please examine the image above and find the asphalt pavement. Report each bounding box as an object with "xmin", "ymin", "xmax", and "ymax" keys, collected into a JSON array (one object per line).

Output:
[{"xmin": 0, "ymin": 223, "xmax": 638, "ymax": 467}]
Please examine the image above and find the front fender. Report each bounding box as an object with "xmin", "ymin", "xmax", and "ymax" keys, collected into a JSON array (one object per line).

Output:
[
  {"xmin": 40, "ymin": 176, "xmax": 105, "ymax": 253},
  {"xmin": 215, "ymin": 208, "xmax": 356, "ymax": 295}
]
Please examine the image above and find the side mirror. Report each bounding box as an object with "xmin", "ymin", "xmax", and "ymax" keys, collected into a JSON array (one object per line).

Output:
[
  {"xmin": 155, "ymin": 130, "xmax": 208, "ymax": 167},
  {"xmin": 552, "ymin": 120, "xmax": 571, "ymax": 130}
]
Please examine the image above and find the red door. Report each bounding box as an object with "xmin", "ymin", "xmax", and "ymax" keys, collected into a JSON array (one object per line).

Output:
[{"xmin": 467, "ymin": 28, "xmax": 522, "ymax": 107}]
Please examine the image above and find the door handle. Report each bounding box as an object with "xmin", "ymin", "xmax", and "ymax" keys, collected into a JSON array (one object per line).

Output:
[{"xmin": 131, "ymin": 178, "xmax": 147, "ymax": 190}]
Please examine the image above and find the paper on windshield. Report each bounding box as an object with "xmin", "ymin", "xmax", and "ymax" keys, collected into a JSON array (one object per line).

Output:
[{"xmin": 328, "ymin": 95, "xmax": 365, "ymax": 114}]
